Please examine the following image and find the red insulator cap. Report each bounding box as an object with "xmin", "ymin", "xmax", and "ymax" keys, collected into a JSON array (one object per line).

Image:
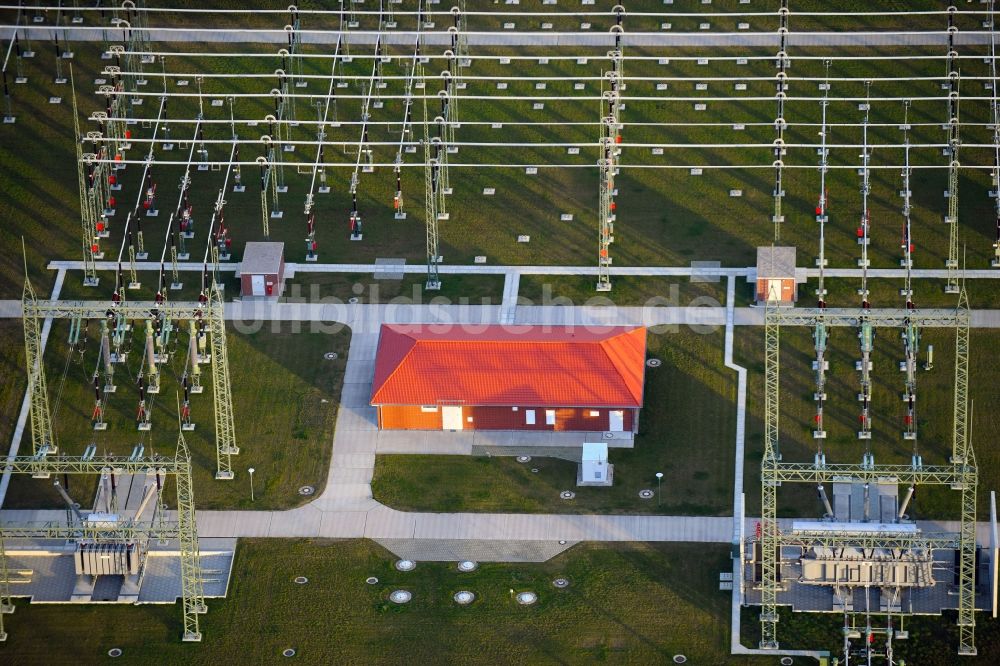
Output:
[{"xmin": 91, "ymin": 243, "xmax": 99, "ymax": 253}]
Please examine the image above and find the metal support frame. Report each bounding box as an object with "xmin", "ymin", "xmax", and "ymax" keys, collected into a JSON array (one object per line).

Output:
[
  {"xmin": 772, "ymin": 1, "xmax": 790, "ymax": 241},
  {"xmin": 421, "ymin": 60, "xmax": 441, "ymax": 291},
  {"xmin": 597, "ymin": 48, "xmax": 622, "ymax": 293},
  {"xmin": 0, "ymin": 435, "xmax": 204, "ymax": 642},
  {"xmin": 20, "ymin": 287, "xmax": 238, "ymax": 480},
  {"xmin": 758, "ymin": 297, "xmax": 976, "ymax": 655},
  {"xmin": 945, "ymin": 7, "xmax": 962, "ymax": 293}
]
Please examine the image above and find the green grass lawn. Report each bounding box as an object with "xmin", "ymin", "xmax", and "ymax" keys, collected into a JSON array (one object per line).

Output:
[
  {"xmin": 517, "ymin": 274, "xmax": 727, "ymax": 307},
  {"xmin": 282, "ymin": 271, "xmax": 504, "ymax": 304},
  {"xmin": 372, "ymin": 326, "xmax": 737, "ymax": 515},
  {"xmin": 0, "ymin": 538, "xmax": 757, "ymax": 665},
  {"xmin": 2, "ymin": 321, "xmax": 350, "ymax": 511}
]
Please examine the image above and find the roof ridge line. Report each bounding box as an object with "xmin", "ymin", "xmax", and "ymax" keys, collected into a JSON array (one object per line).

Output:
[
  {"xmin": 598, "ymin": 328, "xmax": 645, "ymax": 406},
  {"xmin": 371, "ymin": 328, "xmax": 420, "ymax": 404}
]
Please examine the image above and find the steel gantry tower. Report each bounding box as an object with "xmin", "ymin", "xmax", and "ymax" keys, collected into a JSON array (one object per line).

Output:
[
  {"xmin": 596, "ymin": 48, "xmax": 623, "ymax": 292},
  {"xmin": 420, "ymin": 60, "xmax": 441, "ymax": 291},
  {"xmin": 0, "ymin": 432, "xmax": 206, "ymax": 642},
  {"xmin": 20, "ymin": 275, "xmax": 238, "ymax": 479},
  {"xmin": 758, "ymin": 299, "xmax": 977, "ymax": 655},
  {"xmin": 945, "ymin": 6, "xmax": 962, "ymax": 293}
]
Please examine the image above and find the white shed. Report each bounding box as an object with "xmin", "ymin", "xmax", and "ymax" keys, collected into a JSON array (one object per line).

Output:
[{"xmin": 577, "ymin": 442, "xmax": 614, "ymax": 486}]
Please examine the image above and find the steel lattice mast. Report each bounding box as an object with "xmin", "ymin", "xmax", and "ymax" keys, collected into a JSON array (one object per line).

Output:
[
  {"xmin": 421, "ymin": 58, "xmax": 441, "ymax": 291},
  {"xmin": 21, "ymin": 269, "xmax": 56, "ymax": 456},
  {"xmin": 945, "ymin": 6, "xmax": 962, "ymax": 293}
]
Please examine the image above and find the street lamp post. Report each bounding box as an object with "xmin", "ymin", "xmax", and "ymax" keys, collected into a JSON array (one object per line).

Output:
[
  {"xmin": 248, "ymin": 467, "xmax": 256, "ymax": 502},
  {"xmin": 655, "ymin": 472, "xmax": 663, "ymax": 506}
]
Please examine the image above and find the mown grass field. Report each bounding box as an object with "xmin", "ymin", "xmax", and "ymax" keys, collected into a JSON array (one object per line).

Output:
[
  {"xmin": 372, "ymin": 325, "xmax": 738, "ymax": 515},
  {"xmin": 0, "ymin": 538, "xmax": 756, "ymax": 665}
]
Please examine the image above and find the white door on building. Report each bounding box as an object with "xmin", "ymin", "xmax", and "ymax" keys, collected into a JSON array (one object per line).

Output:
[
  {"xmin": 251, "ymin": 274, "xmax": 265, "ymax": 296},
  {"xmin": 442, "ymin": 405, "xmax": 464, "ymax": 431},
  {"xmin": 608, "ymin": 410, "xmax": 624, "ymax": 432},
  {"xmin": 766, "ymin": 279, "xmax": 783, "ymax": 301}
]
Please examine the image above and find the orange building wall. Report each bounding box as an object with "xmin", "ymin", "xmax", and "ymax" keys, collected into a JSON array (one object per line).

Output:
[{"xmin": 376, "ymin": 405, "xmax": 636, "ymax": 432}]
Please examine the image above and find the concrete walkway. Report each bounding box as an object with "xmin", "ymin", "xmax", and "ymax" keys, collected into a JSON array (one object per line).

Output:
[{"xmin": 9, "ymin": 25, "xmax": 994, "ymax": 49}]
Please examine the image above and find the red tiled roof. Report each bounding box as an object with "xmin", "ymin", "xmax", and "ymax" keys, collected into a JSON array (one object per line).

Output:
[{"xmin": 370, "ymin": 325, "xmax": 646, "ymax": 407}]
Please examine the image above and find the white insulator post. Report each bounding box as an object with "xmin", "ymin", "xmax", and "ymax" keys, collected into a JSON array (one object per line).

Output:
[{"xmin": 145, "ymin": 320, "xmax": 159, "ymax": 394}]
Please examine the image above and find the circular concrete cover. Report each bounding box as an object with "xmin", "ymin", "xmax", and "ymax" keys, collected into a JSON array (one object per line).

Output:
[
  {"xmin": 395, "ymin": 559, "xmax": 416, "ymax": 572},
  {"xmin": 390, "ymin": 590, "xmax": 412, "ymax": 604},
  {"xmin": 294, "ymin": 576, "xmax": 308, "ymax": 584},
  {"xmin": 516, "ymin": 591, "xmax": 538, "ymax": 605},
  {"xmin": 457, "ymin": 560, "xmax": 478, "ymax": 572},
  {"xmin": 283, "ymin": 648, "xmax": 296, "ymax": 657},
  {"xmin": 298, "ymin": 485, "xmax": 315, "ymax": 496},
  {"xmin": 646, "ymin": 358, "xmax": 663, "ymax": 368},
  {"xmin": 673, "ymin": 656, "xmax": 687, "ymax": 664},
  {"xmin": 516, "ymin": 455, "xmax": 531, "ymax": 463},
  {"xmin": 454, "ymin": 591, "xmax": 475, "ymax": 605},
  {"xmin": 366, "ymin": 576, "xmax": 379, "ymax": 585},
  {"xmin": 552, "ymin": 578, "xmax": 570, "ymax": 588},
  {"xmin": 560, "ymin": 491, "xmax": 575, "ymax": 500},
  {"xmin": 639, "ymin": 489, "xmax": 654, "ymax": 499},
  {"xmin": 323, "ymin": 351, "xmax": 339, "ymax": 360},
  {"xmin": 108, "ymin": 649, "xmax": 123, "ymax": 658}
]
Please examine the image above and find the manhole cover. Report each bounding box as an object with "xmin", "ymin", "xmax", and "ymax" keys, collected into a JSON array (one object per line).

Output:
[
  {"xmin": 323, "ymin": 352, "xmax": 338, "ymax": 360},
  {"xmin": 366, "ymin": 576, "xmax": 379, "ymax": 585},
  {"xmin": 673, "ymin": 656, "xmax": 687, "ymax": 664},
  {"xmin": 348, "ymin": 297, "xmax": 359, "ymax": 304},
  {"xmin": 395, "ymin": 559, "xmax": 416, "ymax": 572},
  {"xmin": 108, "ymin": 648, "xmax": 123, "ymax": 658},
  {"xmin": 516, "ymin": 455, "xmax": 531, "ymax": 463},
  {"xmin": 780, "ymin": 659, "xmax": 793, "ymax": 666},
  {"xmin": 639, "ymin": 489, "xmax": 654, "ymax": 499},
  {"xmin": 298, "ymin": 485, "xmax": 315, "ymax": 496},
  {"xmin": 454, "ymin": 590, "xmax": 475, "ymax": 605},
  {"xmin": 390, "ymin": 590, "xmax": 412, "ymax": 604},
  {"xmin": 560, "ymin": 491, "xmax": 575, "ymax": 500},
  {"xmin": 530, "ymin": 468, "xmax": 539, "ymax": 473},
  {"xmin": 552, "ymin": 578, "xmax": 569, "ymax": 588},
  {"xmin": 283, "ymin": 648, "xmax": 297, "ymax": 657},
  {"xmin": 646, "ymin": 358, "xmax": 663, "ymax": 368},
  {"xmin": 603, "ymin": 432, "xmax": 614, "ymax": 439},
  {"xmin": 457, "ymin": 560, "xmax": 478, "ymax": 572},
  {"xmin": 516, "ymin": 591, "xmax": 538, "ymax": 605},
  {"xmin": 558, "ymin": 540, "xmax": 567, "ymax": 545},
  {"xmin": 293, "ymin": 576, "xmax": 308, "ymax": 584}
]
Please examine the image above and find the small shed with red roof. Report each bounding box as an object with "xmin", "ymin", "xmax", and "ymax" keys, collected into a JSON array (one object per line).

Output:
[{"xmin": 370, "ymin": 324, "xmax": 647, "ymax": 432}]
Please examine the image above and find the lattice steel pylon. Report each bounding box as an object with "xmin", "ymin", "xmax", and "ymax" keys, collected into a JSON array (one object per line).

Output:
[
  {"xmin": 21, "ymin": 269, "xmax": 56, "ymax": 456},
  {"xmin": 0, "ymin": 435, "xmax": 205, "ymax": 642},
  {"xmin": 208, "ymin": 283, "xmax": 238, "ymax": 479},
  {"xmin": 70, "ymin": 68, "xmax": 99, "ymax": 287},
  {"xmin": 596, "ymin": 52, "xmax": 622, "ymax": 293},
  {"xmin": 759, "ymin": 294, "xmax": 781, "ymax": 649},
  {"xmin": 758, "ymin": 299, "xmax": 977, "ymax": 656},
  {"xmin": 421, "ymin": 61, "xmax": 441, "ymax": 291},
  {"xmin": 945, "ymin": 7, "xmax": 962, "ymax": 293}
]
